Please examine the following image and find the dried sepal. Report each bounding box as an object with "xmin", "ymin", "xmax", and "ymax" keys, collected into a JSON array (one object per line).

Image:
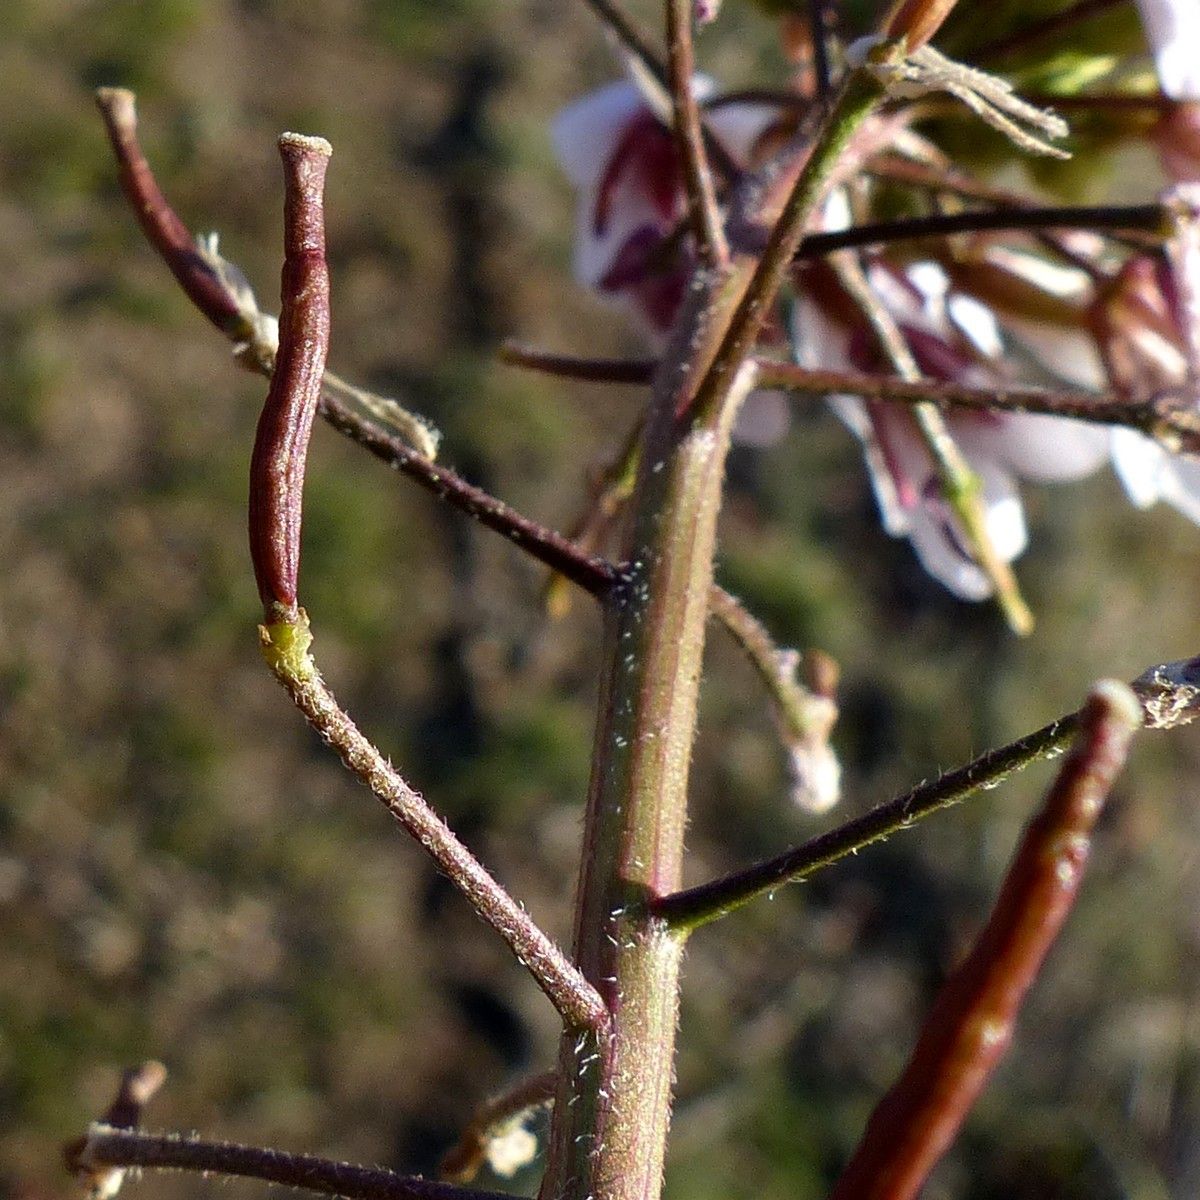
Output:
[
  {"xmin": 65, "ymin": 1062, "xmax": 168, "ymax": 1200},
  {"xmin": 854, "ymin": 39, "xmax": 1070, "ymax": 159}
]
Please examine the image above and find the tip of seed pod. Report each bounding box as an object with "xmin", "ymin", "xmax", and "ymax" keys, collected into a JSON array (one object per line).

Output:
[
  {"xmin": 95, "ymin": 87, "xmax": 137, "ymax": 121},
  {"xmin": 95, "ymin": 85, "xmax": 135, "ymax": 105},
  {"xmin": 278, "ymin": 132, "xmax": 332, "ymax": 157}
]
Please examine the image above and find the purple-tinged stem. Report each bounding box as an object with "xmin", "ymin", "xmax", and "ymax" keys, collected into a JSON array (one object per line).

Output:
[
  {"xmin": 665, "ymin": 0, "xmax": 728, "ymax": 267},
  {"xmin": 95, "ymin": 88, "xmax": 245, "ymax": 334},
  {"xmin": 826, "ymin": 680, "xmax": 1141, "ymax": 1200},
  {"xmin": 794, "ymin": 202, "xmax": 1166, "ymax": 260},
  {"xmin": 94, "ymin": 91, "xmax": 616, "ymax": 602},
  {"xmin": 318, "ymin": 393, "xmax": 617, "ymax": 597},
  {"xmin": 500, "ymin": 342, "xmax": 657, "ymax": 383},
  {"xmin": 500, "ymin": 343, "xmax": 1200, "ymax": 454},
  {"xmin": 71, "ymin": 1127, "xmax": 511, "ymax": 1200},
  {"xmin": 259, "ymin": 613, "xmax": 609, "ymax": 1031},
  {"xmin": 654, "ymin": 655, "xmax": 1200, "ymax": 930},
  {"xmin": 807, "ymin": 0, "xmax": 836, "ymax": 104},
  {"xmin": 246, "ymin": 135, "xmax": 606, "ymax": 1033}
]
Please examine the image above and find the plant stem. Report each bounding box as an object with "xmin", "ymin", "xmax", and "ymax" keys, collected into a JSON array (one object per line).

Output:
[
  {"xmin": 540, "ymin": 273, "xmax": 762, "ymax": 1200},
  {"xmin": 247, "ymin": 137, "xmax": 606, "ymax": 1033},
  {"xmin": 760, "ymin": 362, "xmax": 1200, "ymax": 449},
  {"xmin": 708, "ymin": 585, "xmax": 835, "ymax": 744},
  {"xmin": 94, "ymin": 89, "xmax": 615, "ymax": 602},
  {"xmin": 261, "ymin": 615, "xmax": 607, "ymax": 1030},
  {"xmin": 318, "ymin": 393, "xmax": 617, "ymax": 597},
  {"xmin": 538, "ymin": 61, "xmax": 897, "ymax": 1192},
  {"xmin": 500, "ymin": 343, "xmax": 1200, "ymax": 455},
  {"xmin": 653, "ymin": 654, "xmax": 1200, "ymax": 930},
  {"xmin": 794, "ymin": 203, "xmax": 1166, "ymax": 259},
  {"xmin": 807, "ymin": 0, "xmax": 835, "ymax": 105},
  {"xmin": 94, "ymin": 88, "xmax": 245, "ymax": 335},
  {"xmin": 247, "ymin": 134, "xmax": 332, "ymax": 621},
  {"xmin": 709, "ymin": 585, "xmax": 841, "ymax": 813},
  {"xmin": 689, "ymin": 63, "xmax": 886, "ymax": 425},
  {"xmin": 827, "ymin": 680, "xmax": 1141, "ymax": 1200},
  {"xmin": 71, "ymin": 1127, "xmax": 509, "ymax": 1200},
  {"xmin": 500, "ymin": 342, "xmax": 658, "ymax": 383},
  {"xmin": 665, "ymin": 0, "xmax": 728, "ymax": 267},
  {"xmin": 831, "ymin": 252, "xmax": 1035, "ymax": 634},
  {"xmin": 577, "ymin": 0, "xmax": 740, "ymax": 179}
]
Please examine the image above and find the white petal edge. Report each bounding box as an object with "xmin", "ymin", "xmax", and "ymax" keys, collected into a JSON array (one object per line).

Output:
[
  {"xmin": 1135, "ymin": 0, "xmax": 1200, "ymax": 101},
  {"xmin": 551, "ymin": 80, "xmax": 644, "ymax": 189}
]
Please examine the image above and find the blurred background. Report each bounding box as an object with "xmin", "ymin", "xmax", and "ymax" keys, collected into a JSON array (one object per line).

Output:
[{"xmin": 4, "ymin": 1, "xmax": 1200, "ymax": 1197}]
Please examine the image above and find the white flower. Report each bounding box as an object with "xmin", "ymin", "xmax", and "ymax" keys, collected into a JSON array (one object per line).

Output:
[
  {"xmin": 795, "ymin": 260, "xmax": 1109, "ymax": 600},
  {"xmin": 551, "ymin": 79, "xmax": 778, "ymax": 338},
  {"xmin": 1095, "ymin": 240, "xmax": 1200, "ymax": 524}
]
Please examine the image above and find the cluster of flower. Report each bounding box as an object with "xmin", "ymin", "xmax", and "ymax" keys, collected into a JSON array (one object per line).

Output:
[{"xmin": 551, "ymin": 0, "xmax": 1200, "ymax": 600}]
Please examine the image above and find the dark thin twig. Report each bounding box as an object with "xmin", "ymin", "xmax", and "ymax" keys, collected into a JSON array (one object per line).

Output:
[
  {"xmin": 95, "ymin": 88, "xmax": 244, "ymax": 334},
  {"xmin": 865, "ymin": 155, "xmax": 1125, "ymax": 276},
  {"xmin": 706, "ymin": 88, "xmax": 811, "ymax": 112},
  {"xmin": 580, "ymin": 0, "xmax": 666, "ymax": 91},
  {"xmin": 827, "ymin": 680, "xmax": 1141, "ymax": 1200},
  {"xmin": 666, "ymin": 0, "xmax": 728, "ymax": 266},
  {"xmin": 760, "ymin": 360, "xmax": 1200, "ymax": 453},
  {"xmin": 64, "ymin": 1062, "xmax": 168, "ymax": 1199},
  {"xmin": 319, "ymin": 394, "xmax": 617, "ymax": 597},
  {"xmin": 653, "ymin": 655, "xmax": 1200, "ymax": 929},
  {"xmin": 71, "ymin": 1127, "xmax": 512, "ymax": 1200},
  {"xmin": 807, "ymin": 0, "xmax": 835, "ymax": 106},
  {"xmin": 500, "ymin": 341, "xmax": 657, "ymax": 384},
  {"xmin": 794, "ymin": 203, "xmax": 1166, "ymax": 260},
  {"xmin": 972, "ymin": 0, "xmax": 1131, "ymax": 64},
  {"xmin": 499, "ymin": 343, "xmax": 1200, "ymax": 454}
]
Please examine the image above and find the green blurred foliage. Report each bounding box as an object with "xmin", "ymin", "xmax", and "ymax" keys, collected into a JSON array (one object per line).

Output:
[{"xmin": 4, "ymin": 2, "xmax": 1200, "ymax": 1200}]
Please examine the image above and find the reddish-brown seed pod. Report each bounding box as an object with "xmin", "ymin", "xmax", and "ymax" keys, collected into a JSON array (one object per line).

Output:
[
  {"xmin": 881, "ymin": 0, "xmax": 960, "ymax": 50},
  {"xmin": 94, "ymin": 88, "xmax": 245, "ymax": 334},
  {"xmin": 248, "ymin": 134, "xmax": 332, "ymax": 620},
  {"xmin": 828, "ymin": 679, "xmax": 1140, "ymax": 1200}
]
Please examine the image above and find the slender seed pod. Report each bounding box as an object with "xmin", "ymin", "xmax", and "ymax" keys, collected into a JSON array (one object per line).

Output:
[
  {"xmin": 247, "ymin": 134, "xmax": 332, "ymax": 620},
  {"xmin": 828, "ymin": 679, "xmax": 1141, "ymax": 1200}
]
